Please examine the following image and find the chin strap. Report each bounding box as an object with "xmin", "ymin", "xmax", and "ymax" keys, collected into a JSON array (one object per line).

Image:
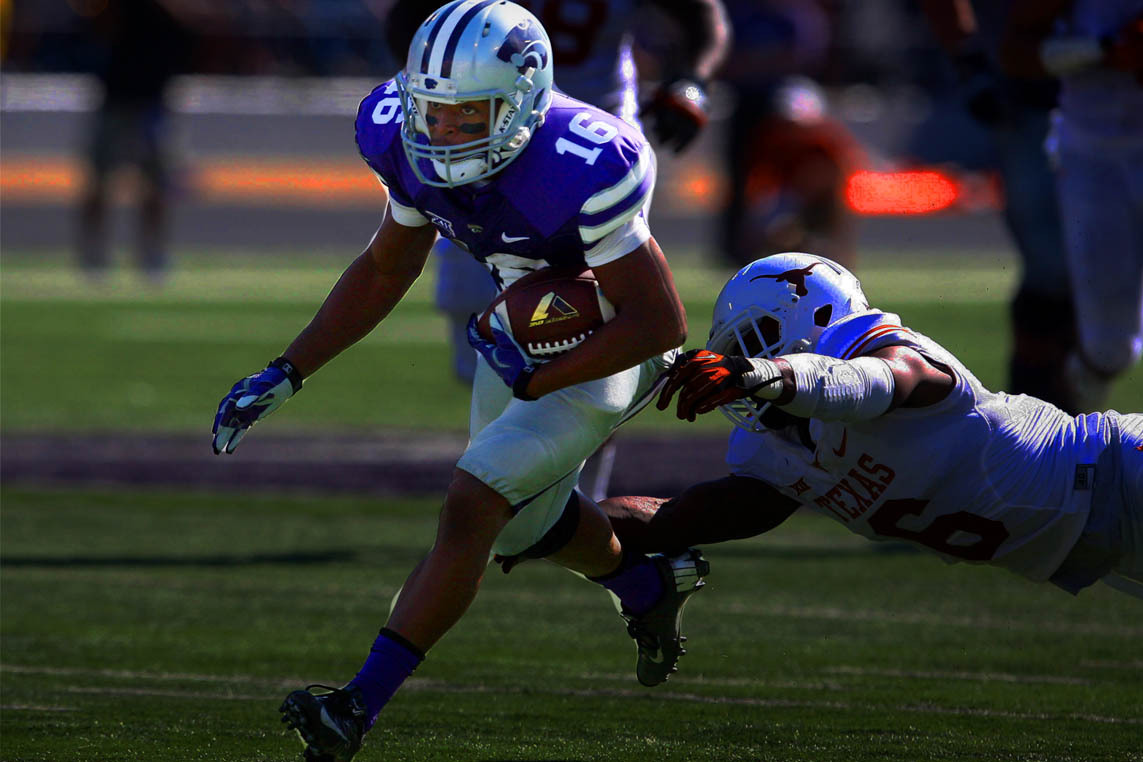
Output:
[{"xmin": 747, "ymin": 353, "xmax": 896, "ymax": 421}]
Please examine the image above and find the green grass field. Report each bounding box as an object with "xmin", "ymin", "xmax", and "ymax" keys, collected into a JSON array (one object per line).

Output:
[
  {"xmin": 2, "ymin": 250, "xmax": 1141, "ymax": 433},
  {"xmin": 2, "ymin": 250, "xmax": 1142, "ymax": 761},
  {"xmin": 2, "ymin": 487, "xmax": 1140, "ymax": 762}
]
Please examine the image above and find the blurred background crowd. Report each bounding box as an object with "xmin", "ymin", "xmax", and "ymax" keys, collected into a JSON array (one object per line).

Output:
[
  {"xmin": 2, "ymin": 0, "xmax": 1141, "ymax": 413},
  {"xmin": 2, "ymin": 0, "xmax": 1019, "ymax": 264}
]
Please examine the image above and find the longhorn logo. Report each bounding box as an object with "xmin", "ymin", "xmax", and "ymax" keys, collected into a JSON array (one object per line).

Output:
[{"xmin": 751, "ymin": 262, "xmax": 823, "ymax": 296}]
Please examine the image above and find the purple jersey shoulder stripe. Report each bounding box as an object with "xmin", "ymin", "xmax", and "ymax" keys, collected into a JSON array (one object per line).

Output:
[
  {"xmin": 579, "ymin": 168, "xmax": 653, "ymax": 235},
  {"xmin": 577, "ymin": 144, "xmax": 655, "ymax": 244}
]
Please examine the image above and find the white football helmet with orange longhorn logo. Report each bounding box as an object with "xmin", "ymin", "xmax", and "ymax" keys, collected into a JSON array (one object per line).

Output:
[{"xmin": 706, "ymin": 252, "xmax": 869, "ymax": 429}]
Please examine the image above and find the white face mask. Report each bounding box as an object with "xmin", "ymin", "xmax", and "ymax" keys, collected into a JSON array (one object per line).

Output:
[{"xmin": 430, "ymin": 156, "xmax": 489, "ymax": 185}]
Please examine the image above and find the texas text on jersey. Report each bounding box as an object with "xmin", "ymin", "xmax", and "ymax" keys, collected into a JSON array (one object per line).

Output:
[{"xmin": 727, "ymin": 309, "xmax": 1121, "ymax": 594}]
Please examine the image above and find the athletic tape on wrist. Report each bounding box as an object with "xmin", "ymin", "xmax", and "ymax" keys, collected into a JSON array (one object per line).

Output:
[
  {"xmin": 778, "ymin": 353, "xmax": 895, "ymax": 421},
  {"xmin": 743, "ymin": 358, "xmax": 783, "ymax": 397}
]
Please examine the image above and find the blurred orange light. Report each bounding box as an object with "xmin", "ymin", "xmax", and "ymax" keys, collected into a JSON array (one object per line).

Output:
[
  {"xmin": 845, "ymin": 170, "xmax": 960, "ymax": 215},
  {"xmin": 194, "ymin": 160, "xmax": 382, "ymax": 205},
  {"xmin": 684, "ymin": 173, "xmax": 714, "ymax": 199}
]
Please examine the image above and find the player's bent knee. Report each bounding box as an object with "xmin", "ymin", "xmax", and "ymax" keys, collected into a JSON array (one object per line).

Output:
[
  {"xmin": 439, "ymin": 469, "xmax": 515, "ymax": 541},
  {"xmin": 1078, "ymin": 334, "xmax": 1143, "ymax": 377},
  {"xmin": 499, "ymin": 491, "xmax": 583, "ymax": 568}
]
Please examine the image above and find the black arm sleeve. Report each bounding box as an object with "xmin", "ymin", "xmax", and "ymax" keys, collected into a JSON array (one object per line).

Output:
[{"xmin": 644, "ymin": 0, "xmax": 731, "ymax": 80}]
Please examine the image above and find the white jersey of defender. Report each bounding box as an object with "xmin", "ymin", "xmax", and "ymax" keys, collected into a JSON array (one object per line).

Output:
[{"xmin": 726, "ymin": 311, "xmax": 1117, "ymax": 585}]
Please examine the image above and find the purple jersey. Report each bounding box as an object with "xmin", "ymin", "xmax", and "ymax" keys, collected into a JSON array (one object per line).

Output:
[{"xmin": 355, "ymin": 81, "xmax": 655, "ymax": 291}]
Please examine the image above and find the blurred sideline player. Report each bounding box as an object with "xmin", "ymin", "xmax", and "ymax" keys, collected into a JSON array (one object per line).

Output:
[
  {"xmin": 384, "ymin": 0, "xmax": 730, "ymax": 503},
  {"xmin": 212, "ymin": 4, "xmax": 709, "ymax": 759},
  {"xmin": 603, "ymin": 253, "xmax": 1142, "ymax": 599},
  {"xmin": 76, "ymin": 0, "xmax": 192, "ymax": 284},
  {"xmin": 1002, "ymin": 0, "xmax": 1143, "ymax": 413},
  {"xmin": 716, "ymin": 0, "xmax": 862, "ymax": 270},
  {"xmin": 921, "ymin": 0, "xmax": 1077, "ymax": 412}
]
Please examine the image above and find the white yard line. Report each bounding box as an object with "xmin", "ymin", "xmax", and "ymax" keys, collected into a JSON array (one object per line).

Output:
[
  {"xmin": 719, "ymin": 601, "xmax": 1143, "ymax": 637},
  {"xmin": 826, "ymin": 665, "xmax": 1091, "ymax": 685},
  {"xmin": 5, "ymin": 663, "xmax": 1137, "ymax": 724},
  {"xmin": 1078, "ymin": 660, "xmax": 1143, "ymax": 670}
]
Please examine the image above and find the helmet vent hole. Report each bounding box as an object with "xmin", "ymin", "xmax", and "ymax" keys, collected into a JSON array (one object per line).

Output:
[
  {"xmin": 760, "ymin": 316, "xmax": 781, "ymax": 347},
  {"xmin": 740, "ymin": 316, "xmax": 781, "ymax": 356},
  {"xmin": 814, "ymin": 305, "xmax": 833, "ymax": 327},
  {"xmin": 741, "ymin": 330, "xmax": 764, "ymax": 357}
]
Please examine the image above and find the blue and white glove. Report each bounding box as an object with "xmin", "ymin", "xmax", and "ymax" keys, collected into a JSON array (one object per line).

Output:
[
  {"xmin": 465, "ymin": 314, "xmax": 537, "ymax": 400},
  {"xmin": 211, "ymin": 357, "xmax": 303, "ymax": 455}
]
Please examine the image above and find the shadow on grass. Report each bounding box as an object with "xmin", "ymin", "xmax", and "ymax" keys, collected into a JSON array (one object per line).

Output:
[
  {"xmin": 0, "ymin": 550, "xmax": 354, "ymax": 568},
  {"xmin": 703, "ymin": 541, "xmax": 920, "ymax": 560}
]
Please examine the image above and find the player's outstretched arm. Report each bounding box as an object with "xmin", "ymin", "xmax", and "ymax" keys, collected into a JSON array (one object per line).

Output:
[
  {"xmin": 521, "ymin": 237, "xmax": 687, "ymax": 398},
  {"xmin": 658, "ymin": 345, "xmax": 953, "ymax": 422},
  {"xmin": 641, "ymin": 0, "xmax": 731, "ymax": 152},
  {"xmin": 281, "ymin": 213, "xmax": 437, "ymax": 377},
  {"xmin": 211, "ymin": 212, "xmax": 437, "ymax": 454},
  {"xmin": 602, "ymin": 475, "xmax": 799, "ymax": 554}
]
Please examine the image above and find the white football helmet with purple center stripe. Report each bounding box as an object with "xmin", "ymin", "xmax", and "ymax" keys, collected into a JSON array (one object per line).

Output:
[
  {"xmin": 706, "ymin": 252, "xmax": 869, "ymax": 430},
  {"xmin": 396, "ymin": 0, "xmax": 554, "ymax": 187}
]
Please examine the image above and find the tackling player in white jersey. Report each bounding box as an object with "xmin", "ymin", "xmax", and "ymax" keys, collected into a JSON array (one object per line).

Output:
[{"xmin": 603, "ymin": 253, "xmax": 1142, "ymax": 598}]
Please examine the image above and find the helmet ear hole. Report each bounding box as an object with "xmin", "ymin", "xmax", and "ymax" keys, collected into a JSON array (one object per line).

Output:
[{"xmin": 814, "ymin": 305, "xmax": 833, "ymax": 327}]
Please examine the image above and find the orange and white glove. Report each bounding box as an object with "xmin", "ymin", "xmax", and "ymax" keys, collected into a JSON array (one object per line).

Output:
[{"xmin": 656, "ymin": 349, "xmax": 781, "ymax": 422}]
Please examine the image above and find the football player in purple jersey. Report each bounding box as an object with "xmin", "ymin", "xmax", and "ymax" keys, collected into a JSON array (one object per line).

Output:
[
  {"xmin": 386, "ymin": 0, "xmax": 731, "ymax": 504},
  {"xmin": 600, "ymin": 253, "xmax": 1142, "ymax": 602},
  {"xmin": 211, "ymin": 3, "xmax": 710, "ymax": 759}
]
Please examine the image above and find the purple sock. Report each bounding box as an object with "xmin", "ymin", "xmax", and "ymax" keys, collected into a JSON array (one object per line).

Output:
[
  {"xmin": 588, "ymin": 551, "xmax": 664, "ymax": 615},
  {"xmin": 349, "ymin": 628, "xmax": 424, "ymax": 728}
]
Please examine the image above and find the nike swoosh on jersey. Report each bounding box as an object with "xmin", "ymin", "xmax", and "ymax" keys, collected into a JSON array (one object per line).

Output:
[
  {"xmin": 832, "ymin": 429, "xmax": 848, "ymax": 457},
  {"xmin": 501, "ymin": 233, "xmax": 529, "ymax": 243}
]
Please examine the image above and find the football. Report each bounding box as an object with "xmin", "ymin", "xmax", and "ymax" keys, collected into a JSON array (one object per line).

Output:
[{"xmin": 477, "ymin": 267, "xmax": 615, "ymax": 361}]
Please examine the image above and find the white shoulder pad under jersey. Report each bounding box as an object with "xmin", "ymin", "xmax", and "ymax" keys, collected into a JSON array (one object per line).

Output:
[{"xmin": 727, "ymin": 314, "xmax": 1114, "ymax": 592}]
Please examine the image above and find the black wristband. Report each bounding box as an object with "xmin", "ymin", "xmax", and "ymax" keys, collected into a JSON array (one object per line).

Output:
[
  {"xmin": 512, "ymin": 365, "xmax": 538, "ymax": 401},
  {"xmin": 269, "ymin": 356, "xmax": 304, "ymax": 393}
]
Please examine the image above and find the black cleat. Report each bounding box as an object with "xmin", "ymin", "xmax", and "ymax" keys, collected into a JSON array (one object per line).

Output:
[
  {"xmin": 622, "ymin": 548, "xmax": 709, "ymax": 687},
  {"xmin": 280, "ymin": 683, "xmax": 367, "ymax": 762}
]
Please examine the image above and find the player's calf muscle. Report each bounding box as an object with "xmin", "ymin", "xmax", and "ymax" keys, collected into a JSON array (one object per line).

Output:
[{"xmin": 605, "ymin": 477, "xmax": 798, "ymax": 553}]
